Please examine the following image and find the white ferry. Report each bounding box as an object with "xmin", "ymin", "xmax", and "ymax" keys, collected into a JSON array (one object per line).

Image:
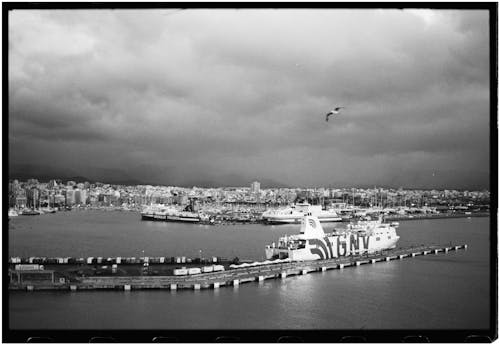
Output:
[
  {"xmin": 262, "ymin": 202, "xmax": 342, "ymax": 224},
  {"xmin": 265, "ymin": 214, "xmax": 400, "ymax": 261}
]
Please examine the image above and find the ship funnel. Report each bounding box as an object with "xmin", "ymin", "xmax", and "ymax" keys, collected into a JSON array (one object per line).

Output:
[{"xmin": 299, "ymin": 215, "xmax": 326, "ymax": 239}]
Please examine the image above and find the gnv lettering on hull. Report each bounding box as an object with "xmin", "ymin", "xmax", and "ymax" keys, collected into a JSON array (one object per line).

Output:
[
  {"xmin": 338, "ymin": 239, "xmax": 347, "ymax": 257},
  {"xmin": 308, "ymin": 239, "xmax": 331, "ymax": 260},
  {"xmin": 309, "ymin": 235, "xmax": 370, "ymax": 259}
]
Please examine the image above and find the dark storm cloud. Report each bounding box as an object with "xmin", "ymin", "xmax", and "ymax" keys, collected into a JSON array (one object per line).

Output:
[{"xmin": 8, "ymin": 9, "xmax": 490, "ymax": 188}]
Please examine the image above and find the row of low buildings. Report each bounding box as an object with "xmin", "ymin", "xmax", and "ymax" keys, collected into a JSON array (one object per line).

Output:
[{"xmin": 8, "ymin": 179, "xmax": 490, "ymax": 212}]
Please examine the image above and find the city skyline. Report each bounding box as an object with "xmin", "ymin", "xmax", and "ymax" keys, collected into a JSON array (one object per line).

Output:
[{"xmin": 8, "ymin": 9, "xmax": 491, "ymax": 190}]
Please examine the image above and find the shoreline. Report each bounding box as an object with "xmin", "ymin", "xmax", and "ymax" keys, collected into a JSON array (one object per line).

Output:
[{"xmin": 10, "ymin": 208, "xmax": 490, "ymax": 226}]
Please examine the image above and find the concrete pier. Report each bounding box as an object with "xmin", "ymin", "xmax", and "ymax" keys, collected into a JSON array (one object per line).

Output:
[{"xmin": 10, "ymin": 243, "xmax": 468, "ymax": 292}]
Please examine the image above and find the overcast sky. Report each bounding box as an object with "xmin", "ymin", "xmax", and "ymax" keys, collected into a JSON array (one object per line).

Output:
[{"xmin": 8, "ymin": 9, "xmax": 490, "ymax": 189}]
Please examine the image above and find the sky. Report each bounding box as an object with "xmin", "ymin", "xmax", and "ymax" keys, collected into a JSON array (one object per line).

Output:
[{"xmin": 8, "ymin": 8, "xmax": 491, "ymax": 189}]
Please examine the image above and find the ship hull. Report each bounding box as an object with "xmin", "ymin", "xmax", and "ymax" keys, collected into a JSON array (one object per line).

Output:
[
  {"xmin": 265, "ymin": 231, "xmax": 399, "ymax": 261},
  {"xmin": 266, "ymin": 236, "xmax": 399, "ymax": 261},
  {"xmin": 166, "ymin": 215, "xmax": 200, "ymax": 223},
  {"xmin": 264, "ymin": 215, "xmax": 342, "ymax": 224}
]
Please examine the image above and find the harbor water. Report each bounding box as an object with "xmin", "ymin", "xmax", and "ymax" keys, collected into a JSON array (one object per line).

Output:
[{"xmin": 9, "ymin": 211, "xmax": 490, "ymax": 329}]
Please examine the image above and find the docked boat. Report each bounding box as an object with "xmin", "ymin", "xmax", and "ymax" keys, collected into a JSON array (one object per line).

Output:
[
  {"xmin": 141, "ymin": 205, "xmax": 201, "ymax": 223},
  {"xmin": 265, "ymin": 213, "xmax": 400, "ymax": 261},
  {"xmin": 141, "ymin": 207, "xmax": 156, "ymax": 220},
  {"xmin": 262, "ymin": 202, "xmax": 342, "ymax": 224},
  {"xmin": 153, "ymin": 208, "xmax": 168, "ymax": 221},
  {"xmin": 8, "ymin": 209, "xmax": 19, "ymax": 217},
  {"xmin": 167, "ymin": 212, "xmax": 200, "ymax": 223},
  {"xmin": 20, "ymin": 209, "xmax": 43, "ymax": 216}
]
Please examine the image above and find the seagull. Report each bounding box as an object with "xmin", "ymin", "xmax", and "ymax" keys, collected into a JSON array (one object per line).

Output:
[{"xmin": 325, "ymin": 107, "xmax": 345, "ymax": 122}]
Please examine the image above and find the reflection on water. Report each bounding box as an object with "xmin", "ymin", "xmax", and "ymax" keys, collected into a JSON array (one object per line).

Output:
[{"xmin": 9, "ymin": 212, "xmax": 490, "ymax": 330}]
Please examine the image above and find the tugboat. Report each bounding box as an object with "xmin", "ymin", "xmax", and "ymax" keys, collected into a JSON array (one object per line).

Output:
[{"xmin": 265, "ymin": 213, "xmax": 399, "ymax": 261}]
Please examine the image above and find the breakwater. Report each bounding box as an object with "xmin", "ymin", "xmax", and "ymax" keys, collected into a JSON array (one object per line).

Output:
[
  {"xmin": 385, "ymin": 212, "xmax": 489, "ymax": 221},
  {"xmin": 9, "ymin": 244, "xmax": 467, "ymax": 291},
  {"xmin": 141, "ymin": 212, "xmax": 490, "ymax": 225}
]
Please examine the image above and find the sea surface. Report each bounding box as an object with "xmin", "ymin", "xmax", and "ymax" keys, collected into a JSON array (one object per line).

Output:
[{"xmin": 9, "ymin": 211, "xmax": 491, "ymax": 329}]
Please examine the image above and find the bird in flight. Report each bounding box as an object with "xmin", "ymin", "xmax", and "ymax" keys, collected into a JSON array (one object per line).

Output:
[{"xmin": 325, "ymin": 107, "xmax": 345, "ymax": 121}]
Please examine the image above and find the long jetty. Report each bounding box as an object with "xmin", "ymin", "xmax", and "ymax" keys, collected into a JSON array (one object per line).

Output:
[{"xmin": 9, "ymin": 244, "xmax": 467, "ymax": 292}]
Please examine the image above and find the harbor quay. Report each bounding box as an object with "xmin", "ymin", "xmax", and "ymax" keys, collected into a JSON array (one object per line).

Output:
[{"xmin": 9, "ymin": 244, "xmax": 467, "ymax": 292}]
